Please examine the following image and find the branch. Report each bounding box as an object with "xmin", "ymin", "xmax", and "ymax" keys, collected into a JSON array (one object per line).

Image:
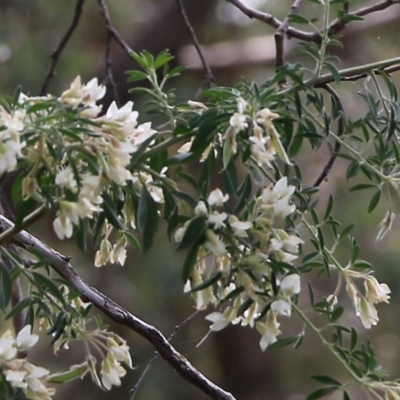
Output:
[
  {"xmin": 328, "ymin": 0, "xmax": 400, "ymax": 36},
  {"xmin": 0, "ymin": 216, "xmax": 235, "ymax": 400},
  {"xmin": 274, "ymin": 0, "xmax": 304, "ymax": 89},
  {"xmin": 176, "ymin": 0, "xmax": 215, "ymax": 87},
  {"xmin": 103, "ymin": 33, "xmax": 121, "ymax": 106},
  {"xmin": 313, "ymin": 84, "xmax": 345, "ymax": 187},
  {"xmin": 97, "ymin": 0, "xmax": 133, "ymax": 56},
  {"xmin": 225, "ymin": 0, "xmax": 317, "ymax": 42},
  {"xmin": 40, "ymin": 0, "xmax": 85, "ymax": 95}
]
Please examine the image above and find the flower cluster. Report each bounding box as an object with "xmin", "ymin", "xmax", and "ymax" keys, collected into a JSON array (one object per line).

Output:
[
  {"xmin": 0, "ymin": 325, "xmax": 55, "ymax": 400},
  {"xmin": 344, "ymin": 273, "xmax": 391, "ymax": 329},
  {"xmin": 176, "ymin": 177, "xmax": 303, "ymax": 350}
]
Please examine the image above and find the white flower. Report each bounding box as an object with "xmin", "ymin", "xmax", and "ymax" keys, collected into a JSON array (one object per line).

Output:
[
  {"xmin": 357, "ymin": 297, "xmax": 379, "ymax": 329},
  {"xmin": 236, "ymin": 97, "xmax": 247, "ymax": 114},
  {"xmin": 256, "ymin": 108, "xmax": 280, "ymax": 128},
  {"xmin": 376, "ymin": 211, "xmax": 395, "ymax": 241},
  {"xmin": 365, "ymin": 277, "xmax": 391, "ymax": 304},
  {"xmin": 187, "ymin": 100, "xmax": 208, "ymax": 111},
  {"xmin": 194, "ymin": 201, "xmax": 208, "ymax": 216},
  {"xmin": 0, "ymin": 138, "xmax": 25, "ymax": 175},
  {"xmin": 207, "ymin": 188, "xmax": 229, "ymax": 207},
  {"xmin": 174, "ymin": 227, "xmax": 186, "ymax": 244},
  {"xmin": 4, "ymin": 370, "xmax": 27, "ymax": 388},
  {"xmin": 207, "ymin": 211, "xmax": 227, "ymax": 229},
  {"xmin": 110, "ymin": 237, "xmax": 128, "ymax": 266},
  {"xmin": 16, "ymin": 325, "xmax": 39, "ymax": 350},
  {"xmin": 55, "ymin": 167, "xmax": 77, "ymax": 190},
  {"xmin": 83, "ymin": 77, "xmax": 106, "ymax": 103},
  {"xmin": 205, "ymin": 230, "xmax": 226, "ymax": 256},
  {"xmin": 53, "ymin": 210, "xmax": 73, "ymax": 240},
  {"xmin": 100, "ymin": 355, "xmax": 126, "ymax": 390},
  {"xmin": 107, "ymin": 338, "xmax": 133, "ymax": 369},
  {"xmin": 280, "ymin": 275, "xmax": 301, "ymax": 295},
  {"xmin": 134, "ymin": 122, "xmax": 156, "ymax": 145},
  {"xmin": 80, "ymin": 174, "xmax": 103, "ymax": 203},
  {"xmin": 106, "ymin": 101, "xmax": 137, "ymax": 123},
  {"xmin": 257, "ymin": 310, "xmax": 281, "ymax": 351},
  {"xmin": 229, "ymin": 112, "xmax": 248, "ymax": 133},
  {"xmin": 271, "ymin": 299, "xmax": 292, "ymax": 317},
  {"xmin": 228, "ymin": 216, "xmax": 252, "ymax": 237},
  {"xmin": 95, "ymin": 239, "xmax": 112, "ymax": 267},
  {"xmin": 206, "ymin": 310, "xmax": 231, "ymax": 331},
  {"xmin": 0, "ymin": 330, "xmax": 17, "ymax": 362}
]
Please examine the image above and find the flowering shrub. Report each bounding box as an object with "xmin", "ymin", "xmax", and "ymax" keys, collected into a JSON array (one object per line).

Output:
[{"xmin": 1, "ymin": 1, "xmax": 400, "ymax": 399}]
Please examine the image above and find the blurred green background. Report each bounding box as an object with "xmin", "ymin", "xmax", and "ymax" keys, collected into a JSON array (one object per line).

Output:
[{"xmin": 1, "ymin": 0, "xmax": 400, "ymax": 399}]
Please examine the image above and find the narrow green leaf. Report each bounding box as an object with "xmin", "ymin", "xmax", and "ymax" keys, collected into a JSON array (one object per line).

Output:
[
  {"xmin": 102, "ymin": 191, "xmax": 126, "ymax": 230},
  {"xmin": 177, "ymin": 216, "xmax": 206, "ymax": 250},
  {"xmin": 368, "ymin": 190, "xmax": 381, "ymax": 213},
  {"xmin": 306, "ymin": 387, "xmax": 338, "ymax": 400},
  {"xmin": 137, "ymin": 185, "xmax": 159, "ymax": 252},
  {"xmin": 312, "ymin": 375, "xmax": 341, "ymax": 386},
  {"xmin": 190, "ymin": 272, "xmax": 222, "ymax": 292},
  {"xmin": 0, "ymin": 264, "xmax": 12, "ymax": 310},
  {"xmin": 182, "ymin": 244, "xmax": 200, "ymax": 282}
]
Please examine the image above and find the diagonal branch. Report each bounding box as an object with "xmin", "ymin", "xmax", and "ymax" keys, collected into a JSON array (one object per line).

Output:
[
  {"xmin": 40, "ymin": 0, "xmax": 85, "ymax": 95},
  {"xmin": 328, "ymin": 0, "xmax": 400, "ymax": 36},
  {"xmin": 225, "ymin": 0, "xmax": 317, "ymax": 42},
  {"xmin": 0, "ymin": 215, "xmax": 236, "ymax": 400},
  {"xmin": 176, "ymin": 0, "xmax": 215, "ymax": 87},
  {"xmin": 97, "ymin": 0, "xmax": 133, "ymax": 56},
  {"xmin": 274, "ymin": 0, "xmax": 304, "ymax": 89}
]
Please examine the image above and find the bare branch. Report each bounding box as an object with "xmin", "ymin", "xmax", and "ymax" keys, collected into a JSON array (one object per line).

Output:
[
  {"xmin": 313, "ymin": 84, "xmax": 344, "ymax": 187},
  {"xmin": 328, "ymin": 0, "xmax": 400, "ymax": 36},
  {"xmin": 225, "ymin": 0, "xmax": 317, "ymax": 42},
  {"xmin": 130, "ymin": 310, "xmax": 201, "ymax": 399},
  {"xmin": 0, "ymin": 216, "xmax": 235, "ymax": 400},
  {"xmin": 40, "ymin": 0, "xmax": 85, "ymax": 95},
  {"xmin": 103, "ymin": 33, "xmax": 121, "ymax": 106},
  {"xmin": 97, "ymin": 0, "xmax": 133, "ymax": 56},
  {"xmin": 274, "ymin": 0, "xmax": 304, "ymax": 89},
  {"xmin": 176, "ymin": 0, "xmax": 215, "ymax": 87}
]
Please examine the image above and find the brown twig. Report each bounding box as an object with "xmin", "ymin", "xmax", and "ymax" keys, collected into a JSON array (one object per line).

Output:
[
  {"xmin": 0, "ymin": 216, "xmax": 235, "ymax": 400},
  {"xmin": 97, "ymin": 0, "xmax": 133, "ymax": 56},
  {"xmin": 176, "ymin": 0, "xmax": 215, "ymax": 87},
  {"xmin": 328, "ymin": 0, "xmax": 400, "ymax": 36},
  {"xmin": 225, "ymin": 0, "xmax": 317, "ymax": 42},
  {"xmin": 274, "ymin": 0, "xmax": 304, "ymax": 89},
  {"xmin": 130, "ymin": 310, "xmax": 202, "ymax": 400},
  {"xmin": 313, "ymin": 84, "xmax": 345, "ymax": 187},
  {"xmin": 40, "ymin": 0, "xmax": 85, "ymax": 95},
  {"xmin": 103, "ymin": 33, "xmax": 121, "ymax": 106}
]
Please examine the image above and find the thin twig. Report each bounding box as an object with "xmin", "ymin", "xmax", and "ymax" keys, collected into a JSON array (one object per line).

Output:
[
  {"xmin": 130, "ymin": 310, "xmax": 201, "ymax": 400},
  {"xmin": 97, "ymin": 0, "xmax": 133, "ymax": 56},
  {"xmin": 0, "ymin": 216, "xmax": 235, "ymax": 400},
  {"xmin": 274, "ymin": 0, "xmax": 304, "ymax": 89},
  {"xmin": 176, "ymin": 0, "xmax": 215, "ymax": 87},
  {"xmin": 227, "ymin": 0, "xmax": 400, "ymax": 43},
  {"xmin": 40, "ymin": 0, "xmax": 85, "ymax": 95},
  {"xmin": 313, "ymin": 84, "xmax": 345, "ymax": 187},
  {"xmin": 328, "ymin": 0, "xmax": 400, "ymax": 37},
  {"xmin": 226, "ymin": 0, "xmax": 317, "ymax": 42},
  {"xmin": 103, "ymin": 33, "xmax": 121, "ymax": 106}
]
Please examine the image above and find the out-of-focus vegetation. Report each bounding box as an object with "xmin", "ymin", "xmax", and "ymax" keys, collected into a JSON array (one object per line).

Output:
[{"xmin": 1, "ymin": 1, "xmax": 400, "ymax": 399}]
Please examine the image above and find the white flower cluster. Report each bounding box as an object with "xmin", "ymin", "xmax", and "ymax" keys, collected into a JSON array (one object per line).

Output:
[
  {"xmin": 175, "ymin": 177, "xmax": 303, "ymax": 350},
  {"xmin": 224, "ymin": 97, "xmax": 291, "ymax": 166},
  {"xmin": 344, "ymin": 273, "xmax": 391, "ymax": 329},
  {"xmin": 0, "ymin": 325, "xmax": 55, "ymax": 400},
  {"xmin": 0, "ymin": 76, "xmax": 163, "ymax": 266}
]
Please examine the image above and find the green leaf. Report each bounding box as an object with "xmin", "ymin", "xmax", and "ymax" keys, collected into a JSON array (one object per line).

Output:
[
  {"xmin": 124, "ymin": 232, "xmax": 141, "ymax": 252},
  {"xmin": 268, "ymin": 336, "xmax": 298, "ymax": 349},
  {"xmin": 0, "ymin": 264, "xmax": 12, "ymax": 310},
  {"xmin": 31, "ymin": 272, "xmax": 67, "ymax": 306},
  {"xmin": 323, "ymin": 195, "xmax": 333, "ymax": 221},
  {"xmin": 312, "ymin": 375, "xmax": 341, "ymax": 386},
  {"xmin": 349, "ymin": 183, "xmax": 376, "ymax": 192},
  {"xmin": 306, "ymin": 387, "xmax": 338, "ymax": 400},
  {"xmin": 350, "ymin": 327, "xmax": 358, "ymax": 351},
  {"xmin": 126, "ymin": 70, "xmax": 148, "ymax": 83},
  {"xmin": 368, "ymin": 190, "xmax": 381, "ymax": 213},
  {"xmin": 137, "ymin": 185, "xmax": 159, "ymax": 252},
  {"xmin": 49, "ymin": 362, "xmax": 88, "ymax": 383},
  {"xmin": 288, "ymin": 14, "xmax": 309, "ymax": 24},
  {"xmin": 182, "ymin": 244, "xmax": 200, "ymax": 282},
  {"xmin": 176, "ymin": 216, "xmax": 206, "ymax": 250},
  {"xmin": 190, "ymin": 272, "xmax": 222, "ymax": 292},
  {"xmin": 102, "ymin": 191, "xmax": 126, "ymax": 230}
]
